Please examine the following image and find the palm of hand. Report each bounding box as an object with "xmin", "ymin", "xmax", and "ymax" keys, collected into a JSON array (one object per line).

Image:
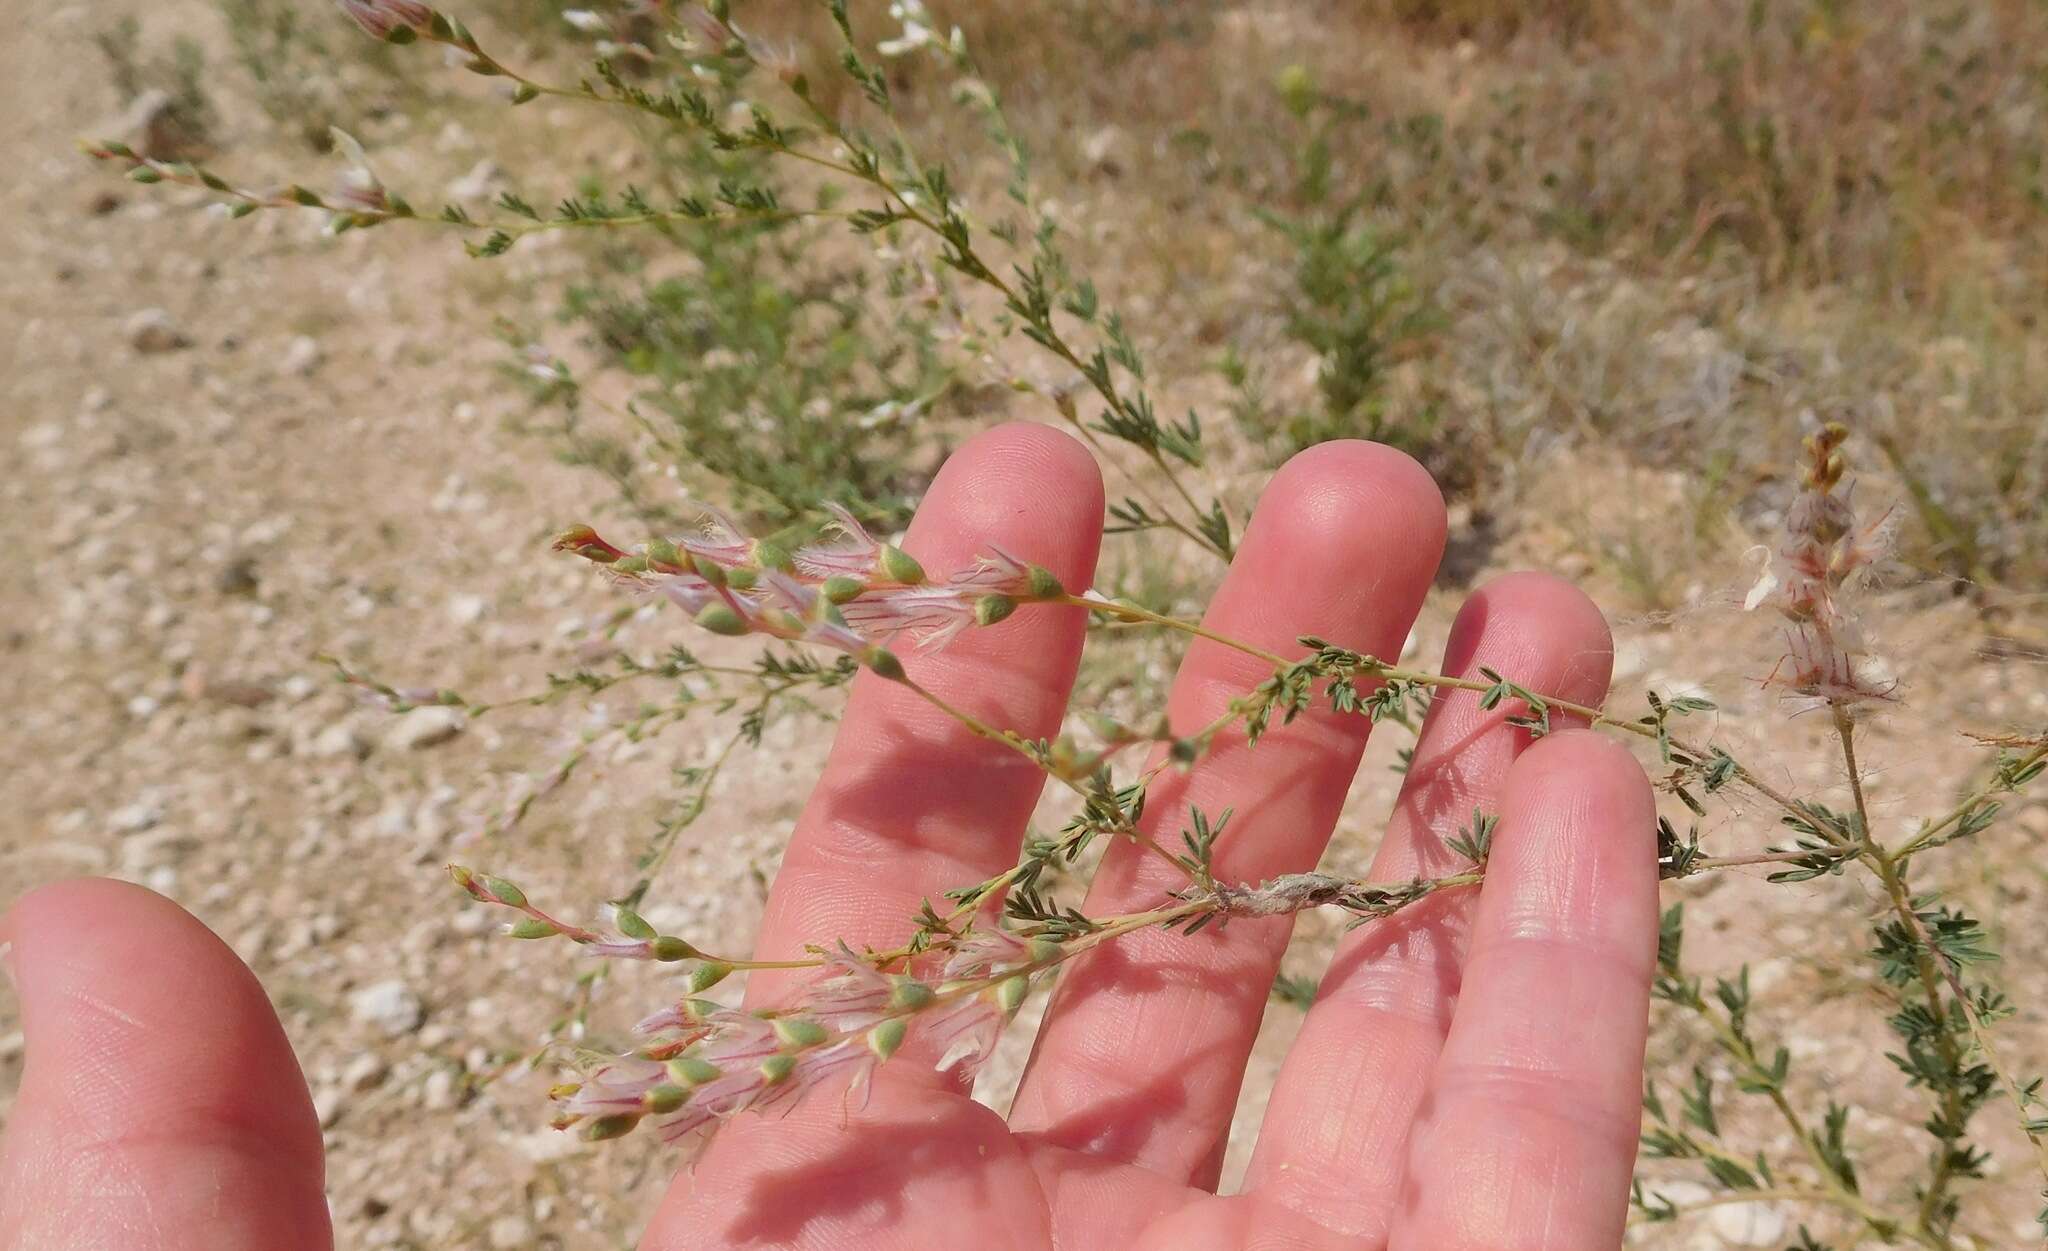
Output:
[{"xmin": 2, "ymin": 427, "xmax": 1656, "ymax": 1251}]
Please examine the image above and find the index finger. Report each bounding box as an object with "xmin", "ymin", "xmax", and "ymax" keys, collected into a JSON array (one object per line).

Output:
[{"xmin": 744, "ymin": 422, "xmax": 1104, "ymax": 1008}]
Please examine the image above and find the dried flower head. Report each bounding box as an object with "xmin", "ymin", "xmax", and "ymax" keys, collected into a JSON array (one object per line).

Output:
[{"xmin": 1747, "ymin": 422, "xmax": 1899, "ymax": 706}]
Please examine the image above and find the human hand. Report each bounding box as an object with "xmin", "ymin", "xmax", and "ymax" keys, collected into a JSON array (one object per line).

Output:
[{"xmin": 1, "ymin": 426, "xmax": 1658, "ymax": 1250}]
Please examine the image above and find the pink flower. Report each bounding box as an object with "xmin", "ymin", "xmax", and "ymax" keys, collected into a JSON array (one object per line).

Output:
[
  {"xmin": 793, "ymin": 504, "xmax": 882, "ymax": 579},
  {"xmin": 336, "ymin": 0, "xmax": 434, "ymax": 41},
  {"xmin": 675, "ymin": 502, "xmax": 754, "ymax": 569},
  {"xmin": 839, "ymin": 586, "xmax": 977, "ymax": 648}
]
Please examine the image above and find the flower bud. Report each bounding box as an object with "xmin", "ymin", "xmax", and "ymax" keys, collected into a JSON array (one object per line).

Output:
[
  {"xmin": 651, "ymin": 934, "xmax": 702, "ymax": 962},
  {"xmin": 679, "ymin": 997, "xmax": 721, "ymax": 1023},
  {"xmin": 507, "ymin": 918, "xmax": 559, "ymax": 939},
  {"xmin": 888, "ymin": 977, "xmax": 934, "ymax": 1010},
  {"xmin": 867, "ymin": 1017, "xmax": 908, "ymax": 1061},
  {"xmin": 861, "ymin": 646, "xmax": 906, "ymax": 682},
  {"xmin": 669, "ymin": 1055, "xmax": 722, "ymax": 1085},
  {"xmin": 772, "ymin": 1017, "xmax": 829, "ymax": 1049},
  {"xmin": 642, "ymin": 1084, "xmax": 689, "ymax": 1114},
  {"xmin": 723, "ymin": 565, "xmax": 758, "ymax": 591},
  {"xmin": 751, "ymin": 540, "xmax": 794, "ymax": 572},
  {"xmin": 974, "ymin": 594, "xmax": 1016, "ymax": 627},
  {"xmin": 994, "ymin": 974, "xmax": 1030, "ymax": 1015},
  {"xmin": 480, "ymin": 875, "xmax": 526, "ymax": 908},
  {"xmin": 1026, "ymin": 937, "xmax": 1062, "ymax": 964},
  {"xmin": 583, "ymin": 1113, "xmax": 642, "ymax": 1141},
  {"xmin": 612, "ymin": 554, "xmax": 649, "ymax": 574},
  {"xmin": 821, "ymin": 576, "xmax": 866, "ymax": 604},
  {"xmin": 690, "ymin": 554, "xmax": 728, "ymax": 586},
  {"xmin": 613, "ymin": 908, "xmax": 656, "ymax": 941},
  {"xmin": 759, "ymin": 1054, "xmax": 798, "ymax": 1086},
  {"xmin": 1024, "ymin": 565, "xmax": 1064, "ymax": 600},
  {"xmin": 879, "ymin": 544, "xmax": 926, "ymax": 585},
  {"xmin": 694, "ymin": 602, "xmax": 749, "ymax": 636},
  {"xmin": 644, "ymin": 537, "xmax": 681, "ymax": 567},
  {"xmin": 687, "ymin": 960, "xmax": 733, "ymax": 991}
]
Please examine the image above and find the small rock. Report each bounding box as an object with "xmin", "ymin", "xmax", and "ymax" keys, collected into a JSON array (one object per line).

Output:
[
  {"xmin": 351, "ymin": 980, "xmax": 425, "ymax": 1036},
  {"xmin": 343, "ymin": 1052, "xmax": 390, "ymax": 1092},
  {"xmin": 110, "ymin": 802, "xmax": 164, "ymax": 835},
  {"xmin": 487, "ymin": 1215, "xmax": 535, "ymax": 1250},
  {"xmin": 1082, "ymin": 124, "xmax": 1127, "ymax": 176},
  {"xmin": 448, "ymin": 593, "xmax": 487, "ymax": 625},
  {"xmin": 215, "ymin": 556, "xmax": 259, "ymax": 596},
  {"xmin": 310, "ymin": 721, "xmax": 370, "ymax": 760},
  {"xmin": 385, "ymin": 706, "xmax": 466, "ymax": 751},
  {"xmin": 121, "ymin": 828, "xmax": 198, "ymax": 871},
  {"xmin": 125, "ymin": 307, "xmax": 190, "ymax": 354},
  {"xmin": 1708, "ymin": 1199, "xmax": 1788, "ymax": 1246},
  {"xmin": 420, "ymin": 1066, "xmax": 460, "ymax": 1110},
  {"xmin": 280, "ymin": 334, "xmax": 323, "ymax": 376},
  {"xmin": 125, "ymin": 694, "xmax": 162, "ymax": 720}
]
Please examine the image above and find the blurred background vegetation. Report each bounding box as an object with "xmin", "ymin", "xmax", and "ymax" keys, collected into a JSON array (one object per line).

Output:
[{"xmin": 99, "ymin": 0, "xmax": 2048, "ymax": 605}]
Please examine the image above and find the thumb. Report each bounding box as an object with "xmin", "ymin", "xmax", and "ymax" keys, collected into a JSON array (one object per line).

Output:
[{"xmin": 0, "ymin": 878, "xmax": 332, "ymax": 1251}]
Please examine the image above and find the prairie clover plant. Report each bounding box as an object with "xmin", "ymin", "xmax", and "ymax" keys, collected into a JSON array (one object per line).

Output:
[{"xmin": 94, "ymin": 1, "xmax": 2048, "ymax": 1242}]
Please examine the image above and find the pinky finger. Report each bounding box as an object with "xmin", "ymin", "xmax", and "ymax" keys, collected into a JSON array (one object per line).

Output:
[{"xmin": 1389, "ymin": 731, "xmax": 1659, "ymax": 1251}]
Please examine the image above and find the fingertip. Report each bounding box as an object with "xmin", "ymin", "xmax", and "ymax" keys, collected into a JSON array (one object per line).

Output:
[
  {"xmin": 5, "ymin": 876, "xmax": 322, "ymax": 1160},
  {"xmin": 1450, "ymin": 572, "xmax": 1614, "ymax": 705},
  {"xmin": 905, "ymin": 421, "xmax": 1105, "ymax": 586},
  {"xmin": 1508, "ymin": 728, "xmax": 1654, "ymax": 830},
  {"xmin": 0, "ymin": 878, "xmax": 331, "ymax": 1249},
  {"xmin": 1257, "ymin": 441, "xmax": 1448, "ymax": 582}
]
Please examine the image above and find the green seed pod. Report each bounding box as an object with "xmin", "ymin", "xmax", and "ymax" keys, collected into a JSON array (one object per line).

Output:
[
  {"xmin": 1024, "ymin": 564, "xmax": 1064, "ymax": 600},
  {"xmin": 480, "ymin": 876, "xmax": 526, "ymax": 908},
  {"xmin": 759, "ymin": 1054, "xmax": 798, "ymax": 1086},
  {"xmin": 821, "ymin": 576, "xmax": 866, "ymax": 604},
  {"xmin": 614, "ymin": 908, "xmax": 656, "ymax": 941},
  {"xmin": 645, "ymin": 537, "xmax": 681, "ymax": 567},
  {"xmin": 994, "ymin": 974, "xmax": 1030, "ymax": 1015},
  {"xmin": 689, "ymin": 554, "xmax": 728, "ymax": 586},
  {"xmin": 679, "ymin": 997, "xmax": 721, "ymax": 1023},
  {"xmin": 1026, "ymin": 938, "xmax": 1062, "ymax": 964},
  {"xmin": 669, "ymin": 1055, "xmax": 723, "ymax": 1085},
  {"xmin": 751, "ymin": 540, "xmax": 794, "ymax": 572},
  {"xmin": 722, "ymin": 565, "xmax": 757, "ymax": 591},
  {"xmin": 506, "ymin": 918, "xmax": 559, "ymax": 940},
  {"xmin": 583, "ymin": 1113, "xmax": 641, "ymax": 1141},
  {"xmin": 1169, "ymin": 738, "xmax": 1199, "ymax": 764},
  {"xmin": 867, "ymin": 1017, "xmax": 908, "ymax": 1061},
  {"xmin": 612, "ymin": 554, "xmax": 650, "ymax": 575},
  {"xmin": 879, "ymin": 544, "xmax": 926, "ymax": 585},
  {"xmin": 687, "ymin": 961, "xmax": 733, "ymax": 991},
  {"xmin": 694, "ymin": 602, "xmax": 749, "ymax": 636},
  {"xmin": 888, "ymin": 977, "xmax": 934, "ymax": 1010},
  {"xmin": 974, "ymin": 594, "xmax": 1016, "ymax": 627},
  {"xmin": 862, "ymin": 646, "xmax": 906, "ymax": 682},
  {"xmin": 651, "ymin": 934, "xmax": 702, "ymax": 962},
  {"xmin": 642, "ymin": 1083, "xmax": 689, "ymax": 1114},
  {"xmin": 772, "ymin": 1017, "xmax": 829, "ymax": 1049}
]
